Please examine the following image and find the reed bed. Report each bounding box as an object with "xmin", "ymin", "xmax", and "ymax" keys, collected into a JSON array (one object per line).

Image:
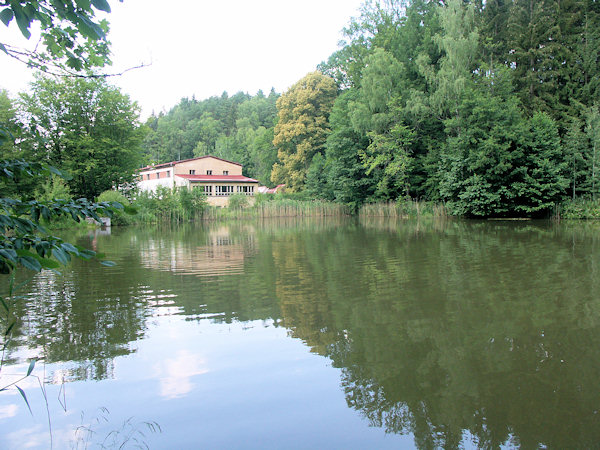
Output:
[
  {"xmin": 555, "ymin": 199, "xmax": 600, "ymax": 220},
  {"xmin": 359, "ymin": 200, "xmax": 448, "ymax": 218},
  {"xmin": 201, "ymin": 199, "xmax": 350, "ymax": 220}
]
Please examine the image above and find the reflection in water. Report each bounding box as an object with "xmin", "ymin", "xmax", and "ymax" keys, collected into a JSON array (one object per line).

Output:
[
  {"xmin": 155, "ymin": 349, "xmax": 209, "ymax": 399},
  {"xmin": 139, "ymin": 225, "xmax": 255, "ymax": 277},
  {"xmin": 2, "ymin": 219, "xmax": 600, "ymax": 448}
]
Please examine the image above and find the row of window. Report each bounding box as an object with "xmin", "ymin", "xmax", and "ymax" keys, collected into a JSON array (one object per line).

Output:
[
  {"xmin": 140, "ymin": 170, "xmax": 171, "ymax": 181},
  {"xmin": 189, "ymin": 170, "xmax": 228, "ymax": 175},
  {"xmin": 193, "ymin": 185, "xmax": 254, "ymax": 196},
  {"xmin": 139, "ymin": 168, "xmax": 232, "ymax": 181}
]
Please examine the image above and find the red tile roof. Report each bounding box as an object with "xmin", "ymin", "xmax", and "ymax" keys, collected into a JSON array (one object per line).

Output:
[
  {"xmin": 176, "ymin": 174, "xmax": 258, "ymax": 183},
  {"xmin": 139, "ymin": 155, "xmax": 243, "ymax": 172}
]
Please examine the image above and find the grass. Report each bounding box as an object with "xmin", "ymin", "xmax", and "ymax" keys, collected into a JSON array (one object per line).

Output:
[
  {"xmin": 555, "ymin": 198, "xmax": 600, "ymax": 220},
  {"xmin": 359, "ymin": 200, "xmax": 448, "ymax": 218},
  {"xmin": 201, "ymin": 197, "xmax": 350, "ymax": 220}
]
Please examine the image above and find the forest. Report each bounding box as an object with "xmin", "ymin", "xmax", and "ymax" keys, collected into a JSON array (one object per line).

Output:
[{"xmin": 2, "ymin": 0, "xmax": 600, "ymax": 218}]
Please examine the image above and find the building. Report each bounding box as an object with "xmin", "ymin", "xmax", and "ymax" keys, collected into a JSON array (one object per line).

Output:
[
  {"xmin": 137, "ymin": 156, "xmax": 259, "ymax": 206},
  {"xmin": 257, "ymin": 184, "xmax": 286, "ymax": 194}
]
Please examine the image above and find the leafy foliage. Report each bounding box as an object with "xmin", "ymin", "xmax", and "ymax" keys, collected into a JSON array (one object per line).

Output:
[
  {"xmin": 0, "ymin": 0, "xmax": 113, "ymax": 73},
  {"xmin": 311, "ymin": 0, "xmax": 600, "ymax": 217},
  {"xmin": 16, "ymin": 75, "xmax": 143, "ymax": 200},
  {"xmin": 0, "ymin": 160, "xmax": 120, "ymax": 274},
  {"xmin": 271, "ymin": 71, "xmax": 337, "ymax": 191}
]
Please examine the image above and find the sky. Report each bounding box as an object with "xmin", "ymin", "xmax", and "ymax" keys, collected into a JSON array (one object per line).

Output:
[{"xmin": 1, "ymin": 0, "xmax": 365, "ymax": 118}]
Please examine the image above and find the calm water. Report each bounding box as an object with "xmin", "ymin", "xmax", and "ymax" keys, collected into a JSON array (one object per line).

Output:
[{"xmin": 1, "ymin": 218, "xmax": 600, "ymax": 449}]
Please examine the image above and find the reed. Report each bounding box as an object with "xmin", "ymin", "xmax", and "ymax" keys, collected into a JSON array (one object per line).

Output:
[
  {"xmin": 359, "ymin": 200, "xmax": 448, "ymax": 218},
  {"xmin": 555, "ymin": 198, "xmax": 600, "ymax": 220},
  {"xmin": 201, "ymin": 198, "xmax": 350, "ymax": 220}
]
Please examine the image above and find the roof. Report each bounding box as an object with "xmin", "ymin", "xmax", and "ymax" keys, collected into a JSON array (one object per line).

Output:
[
  {"xmin": 176, "ymin": 174, "xmax": 259, "ymax": 183},
  {"xmin": 257, "ymin": 184, "xmax": 285, "ymax": 194},
  {"xmin": 139, "ymin": 155, "xmax": 243, "ymax": 172}
]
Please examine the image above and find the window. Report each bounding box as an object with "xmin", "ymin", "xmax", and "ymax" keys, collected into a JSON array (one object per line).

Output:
[
  {"xmin": 193, "ymin": 185, "xmax": 212, "ymax": 195},
  {"xmin": 189, "ymin": 170, "xmax": 196, "ymax": 175},
  {"xmin": 166, "ymin": 170, "xmax": 170, "ymax": 178},
  {"xmin": 223, "ymin": 170, "xmax": 229, "ymax": 175},
  {"xmin": 215, "ymin": 185, "xmax": 233, "ymax": 196},
  {"xmin": 206, "ymin": 170, "xmax": 212, "ymax": 175},
  {"xmin": 146, "ymin": 174, "xmax": 150, "ymax": 180},
  {"xmin": 238, "ymin": 185, "xmax": 255, "ymax": 195}
]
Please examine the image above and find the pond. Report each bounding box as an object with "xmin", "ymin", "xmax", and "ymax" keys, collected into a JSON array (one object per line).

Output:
[{"xmin": 1, "ymin": 217, "xmax": 600, "ymax": 448}]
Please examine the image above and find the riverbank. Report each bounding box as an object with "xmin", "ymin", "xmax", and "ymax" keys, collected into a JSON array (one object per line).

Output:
[
  {"xmin": 98, "ymin": 189, "xmax": 600, "ymax": 225},
  {"xmin": 555, "ymin": 199, "xmax": 600, "ymax": 220}
]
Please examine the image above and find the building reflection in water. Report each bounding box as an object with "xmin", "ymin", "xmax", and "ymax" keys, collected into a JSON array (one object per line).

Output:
[{"xmin": 138, "ymin": 225, "xmax": 256, "ymax": 277}]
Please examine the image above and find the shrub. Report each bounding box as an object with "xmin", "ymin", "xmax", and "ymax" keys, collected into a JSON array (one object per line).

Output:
[
  {"xmin": 34, "ymin": 175, "xmax": 72, "ymax": 202},
  {"xmin": 228, "ymin": 193, "xmax": 250, "ymax": 209},
  {"xmin": 98, "ymin": 190, "xmax": 132, "ymax": 225}
]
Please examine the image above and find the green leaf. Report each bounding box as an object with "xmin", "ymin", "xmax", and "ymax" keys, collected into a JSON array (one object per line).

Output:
[
  {"xmin": 0, "ymin": 8, "xmax": 14, "ymax": 26},
  {"xmin": 91, "ymin": 0, "xmax": 111, "ymax": 13},
  {"xmin": 5, "ymin": 320, "xmax": 15, "ymax": 337},
  {"xmin": 51, "ymin": 247, "xmax": 69, "ymax": 265},
  {"xmin": 0, "ymin": 248, "xmax": 18, "ymax": 263},
  {"xmin": 61, "ymin": 243, "xmax": 78, "ymax": 253},
  {"xmin": 26, "ymin": 359, "xmax": 35, "ymax": 376},
  {"xmin": 74, "ymin": 13, "xmax": 104, "ymax": 40},
  {"xmin": 12, "ymin": 4, "xmax": 32, "ymax": 39},
  {"xmin": 17, "ymin": 256, "xmax": 42, "ymax": 272},
  {"xmin": 100, "ymin": 260, "xmax": 116, "ymax": 267},
  {"xmin": 16, "ymin": 386, "xmax": 33, "ymax": 415}
]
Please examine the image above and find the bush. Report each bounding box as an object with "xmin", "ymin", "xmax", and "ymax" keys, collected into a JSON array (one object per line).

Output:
[
  {"xmin": 557, "ymin": 198, "xmax": 600, "ymax": 219},
  {"xmin": 97, "ymin": 190, "xmax": 132, "ymax": 225},
  {"xmin": 129, "ymin": 187, "xmax": 207, "ymax": 223},
  {"xmin": 34, "ymin": 175, "xmax": 72, "ymax": 202},
  {"xmin": 228, "ymin": 194, "xmax": 250, "ymax": 209}
]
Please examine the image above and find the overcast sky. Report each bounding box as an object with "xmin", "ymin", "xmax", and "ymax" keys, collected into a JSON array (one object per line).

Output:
[{"xmin": 1, "ymin": 0, "xmax": 365, "ymax": 118}]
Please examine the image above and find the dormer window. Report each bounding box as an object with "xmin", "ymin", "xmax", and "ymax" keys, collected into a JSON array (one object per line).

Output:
[
  {"xmin": 206, "ymin": 170, "xmax": 212, "ymax": 175},
  {"xmin": 223, "ymin": 170, "xmax": 229, "ymax": 175},
  {"xmin": 189, "ymin": 170, "xmax": 195, "ymax": 175}
]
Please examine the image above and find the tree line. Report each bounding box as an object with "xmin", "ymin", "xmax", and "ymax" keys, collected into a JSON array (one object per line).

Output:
[
  {"xmin": 307, "ymin": 0, "xmax": 600, "ymax": 216},
  {"xmin": 139, "ymin": 0, "xmax": 600, "ymax": 217},
  {"xmin": 2, "ymin": 0, "xmax": 600, "ymax": 217}
]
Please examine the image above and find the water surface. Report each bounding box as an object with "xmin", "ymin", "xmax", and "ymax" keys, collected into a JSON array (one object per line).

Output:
[{"xmin": 1, "ymin": 218, "xmax": 600, "ymax": 448}]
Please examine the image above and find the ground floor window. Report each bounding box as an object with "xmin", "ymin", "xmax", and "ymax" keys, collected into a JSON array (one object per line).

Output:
[
  {"xmin": 236, "ymin": 185, "xmax": 255, "ymax": 195},
  {"xmin": 215, "ymin": 185, "xmax": 234, "ymax": 196},
  {"xmin": 193, "ymin": 184, "xmax": 213, "ymax": 195}
]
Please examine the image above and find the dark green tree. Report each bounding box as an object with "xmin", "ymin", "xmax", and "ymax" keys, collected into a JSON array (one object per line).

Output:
[
  {"xmin": 325, "ymin": 90, "xmax": 372, "ymax": 211},
  {"xmin": 512, "ymin": 112, "xmax": 569, "ymax": 215},
  {"xmin": 19, "ymin": 75, "xmax": 144, "ymax": 199}
]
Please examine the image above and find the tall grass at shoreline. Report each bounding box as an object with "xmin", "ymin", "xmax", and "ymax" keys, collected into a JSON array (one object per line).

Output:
[
  {"xmin": 359, "ymin": 200, "xmax": 447, "ymax": 218},
  {"xmin": 100, "ymin": 189, "xmax": 447, "ymax": 224},
  {"xmin": 201, "ymin": 198, "xmax": 349, "ymax": 220},
  {"xmin": 555, "ymin": 199, "xmax": 600, "ymax": 220}
]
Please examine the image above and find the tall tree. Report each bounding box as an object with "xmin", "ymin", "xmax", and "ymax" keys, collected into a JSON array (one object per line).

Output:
[
  {"xmin": 507, "ymin": 0, "xmax": 560, "ymax": 115},
  {"xmin": 438, "ymin": 72, "xmax": 524, "ymax": 217},
  {"xmin": 19, "ymin": 75, "xmax": 143, "ymax": 199},
  {"xmin": 512, "ymin": 111, "xmax": 569, "ymax": 215},
  {"xmin": 271, "ymin": 71, "xmax": 337, "ymax": 191},
  {"xmin": 325, "ymin": 91, "xmax": 372, "ymax": 210}
]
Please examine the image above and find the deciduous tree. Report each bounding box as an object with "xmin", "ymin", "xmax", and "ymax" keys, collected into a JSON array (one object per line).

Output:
[
  {"xmin": 271, "ymin": 71, "xmax": 337, "ymax": 191},
  {"xmin": 19, "ymin": 75, "xmax": 143, "ymax": 199}
]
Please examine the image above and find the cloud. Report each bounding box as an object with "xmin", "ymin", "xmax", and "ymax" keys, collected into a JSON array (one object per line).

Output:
[{"xmin": 155, "ymin": 349, "xmax": 209, "ymax": 399}]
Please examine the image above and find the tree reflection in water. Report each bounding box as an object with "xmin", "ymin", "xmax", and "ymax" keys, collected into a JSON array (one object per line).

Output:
[
  {"xmin": 273, "ymin": 219, "xmax": 600, "ymax": 448},
  {"xmin": 2, "ymin": 219, "xmax": 600, "ymax": 448}
]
